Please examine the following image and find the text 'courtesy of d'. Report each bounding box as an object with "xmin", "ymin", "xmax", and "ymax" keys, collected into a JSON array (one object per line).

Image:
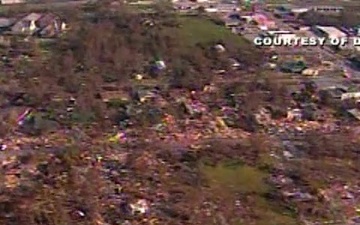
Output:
[{"xmin": 253, "ymin": 37, "xmax": 360, "ymax": 47}]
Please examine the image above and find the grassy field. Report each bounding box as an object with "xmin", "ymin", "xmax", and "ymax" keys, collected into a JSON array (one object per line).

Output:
[
  {"xmin": 201, "ymin": 162, "xmax": 268, "ymax": 193},
  {"xmin": 178, "ymin": 16, "xmax": 248, "ymax": 47},
  {"xmin": 201, "ymin": 162, "xmax": 299, "ymax": 225}
]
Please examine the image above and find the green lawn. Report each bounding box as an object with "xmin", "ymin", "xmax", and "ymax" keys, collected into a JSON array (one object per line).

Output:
[
  {"xmin": 201, "ymin": 162, "xmax": 299, "ymax": 225},
  {"xmin": 252, "ymin": 196, "xmax": 299, "ymax": 225},
  {"xmin": 178, "ymin": 16, "xmax": 248, "ymax": 47},
  {"xmin": 201, "ymin": 162, "xmax": 269, "ymax": 193}
]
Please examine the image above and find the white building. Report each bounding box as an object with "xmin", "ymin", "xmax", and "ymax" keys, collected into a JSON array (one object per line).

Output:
[
  {"xmin": 1, "ymin": 0, "xmax": 25, "ymax": 4},
  {"xmin": 240, "ymin": 16, "xmax": 252, "ymax": 23},
  {"xmin": 216, "ymin": 3, "xmax": 239, "ymax": 12},
  {"xmin": 291, "ymin": 8, "xmax": 309, "ymax": 14},
  {"xmin": 266, "ymin": 30, "xmax": 292, "ymax": 36},
  {"xmin": 205, "ymin": 7, "xmax": 218, "ymax": 13},
  {"xmin": 204, "ymin": 3, "xmax": 239, "ymax": 13},
  {"xmin": 266, "ymin": 30, "xmax": 297, "ymax": 43},
  {"xmin": 312, "ymin": 26, "xmax": 347, "ymax": 39},
  {"xmin": 341, "ymin": 92, "xmax": 360, "ymax": 100},
  {"xmin": 312, "ymin": 6, "xmax": 343, "ymax": 14}
]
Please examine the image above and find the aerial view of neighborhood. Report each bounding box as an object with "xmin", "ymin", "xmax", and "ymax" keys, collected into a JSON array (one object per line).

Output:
[{"xmin": 1, "ymin": 0, "xmax": 360, "ymax": 224}]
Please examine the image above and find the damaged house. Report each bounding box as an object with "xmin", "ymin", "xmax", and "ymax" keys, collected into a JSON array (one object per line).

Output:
[
  {"xmin": 11, "ymin": 12, "xmax": 67, "ymax": 37},
  {"xmin": 286, "ymin": 103, "xmax": 320, "ymax": 122},
  {"xmin": 99, "ymin": 91, "xmax": 129, "ymax": 104},
  {"xmin": 318, "ymin": 86, "xmax": 348, "ymax": 106},
  {"xmin": 0, "ymin": 18, "xmax": 15, "ymax": 46},
  {"xmin": 347, "ymin": 108, "xmax": 360, "ymax": 121},
  {"xmin": 98, "ymin": 84, "xmax": 130, "ymax": 105},
  {"xmin": 0, "ymin": 17, "xmax": 15, "ymax": 33},
  {"xmin": 34, "ymin": 13, "xmax": 66, "ymax": 38},
  {"xmin": 11, "ymin": 13, "xmax": 43, "ymax": 35},
  {"xmin": 131, "ymin": 85, "xmax": 159, "ymax": 103}
]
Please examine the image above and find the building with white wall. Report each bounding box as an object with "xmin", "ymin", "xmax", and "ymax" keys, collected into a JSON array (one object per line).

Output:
[
  {"xmin": 312, "ymin": 6, "xmax": 343, "ymax": 14},
  {"xmin": 1, "ymin": 0, "xmax": 25, "ymax": 4},
  {"xmin": 312, "ymin": 26, "xmax": 347, "ymax": 39}
]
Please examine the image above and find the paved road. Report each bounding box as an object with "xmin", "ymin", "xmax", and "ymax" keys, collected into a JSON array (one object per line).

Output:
[{"xmin": 0, "ymin": 0, "xmax": 94, "ymax": 10}]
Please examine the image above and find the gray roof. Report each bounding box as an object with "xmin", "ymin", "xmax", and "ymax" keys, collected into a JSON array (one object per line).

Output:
[
  {"xmin": 21, "ymin": 13, "xmax": 43, "ymax": 22},
  {"xmin": 11, "ymin": 13, "xmax": 43, "ymax": 34},
  {"xmin": 224, "ymin": 18, "xmax": 241, "ymax": 25},
  {"xmin": 348, "ymin": 108, "xmax": 360, "ymax": 120},
  {"xmin": 215, "ymin": 3, "xmax": 239, "ymax": 11},
  {"xmin": 313, "ymin": 78, "xmax": 348, "ymax": 90},
  {"xmin": 0, "ymin": 18, "xmax": 14, "ymax": 27}
]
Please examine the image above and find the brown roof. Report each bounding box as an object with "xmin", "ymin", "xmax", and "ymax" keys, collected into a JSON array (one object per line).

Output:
[{"xmin": 21, "ymin": 13, "xmax": 42, "ymax": 22}]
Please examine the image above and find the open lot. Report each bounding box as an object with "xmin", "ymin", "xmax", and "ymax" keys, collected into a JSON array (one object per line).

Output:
[{"xmin": 178, "ymin": 16, "xmax": 249, "ymax": 46}]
